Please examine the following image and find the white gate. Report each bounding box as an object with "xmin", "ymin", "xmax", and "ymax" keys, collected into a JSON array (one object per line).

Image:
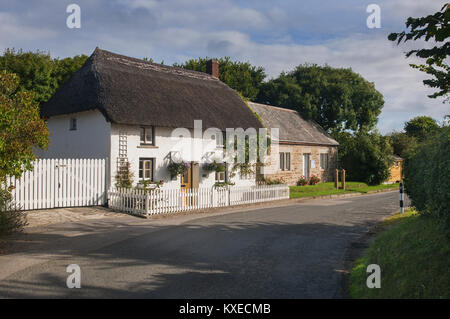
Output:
[{"xmin": 7, "ymin": 158, "xmax": 108, "ymax": 210}]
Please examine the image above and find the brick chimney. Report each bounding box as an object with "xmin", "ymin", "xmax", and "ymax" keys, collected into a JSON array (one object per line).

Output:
[{"xmin": 206, "ymin": 59, "xmax": 219, "ymax": 78}]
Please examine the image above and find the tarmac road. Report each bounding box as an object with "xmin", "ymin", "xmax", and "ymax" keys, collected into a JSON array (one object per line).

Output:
[{"xmin": 0, "ymin": 191, "xmax": 401, "ymax": 298}]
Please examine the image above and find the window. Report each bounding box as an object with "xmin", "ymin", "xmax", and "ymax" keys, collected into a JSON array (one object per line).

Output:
[
  {"xmin": 140, "ymin": 126, "xmax": 154, "ymax": 145},
  {"xmin": 216, "ymin": 171, "xmax": 226, "ymax": 182},
  {"xmin": 139, "ymin": 158, "xmax": 154, "ymax": 180},
  {"xmin": 395, "ymin": 161, "xmax": 399, "ymax": 167},
  {"xmin": 279, "ymin": 152, "xmax": 285, "ymax": 170},
  {"xmin": 216, "ymin": 162, "xmax": 227, "ymax": 182},
  {"xmin": 279, "ymin": 152, "xmax": 291, "ymax": 171},
  {"xmin": 69, "ymin": 118, "xmax": 77, "ymax": 131},
  {"xmin": 215, "ymin": 131, "xmax": 224, "ymax": 148},
  {"xmin": 320, "ymin": 153, "xmax": 329, "ymax": 169}
]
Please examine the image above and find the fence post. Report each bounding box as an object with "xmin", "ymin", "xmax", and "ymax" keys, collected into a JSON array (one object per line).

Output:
[
  {"xmin": 341, "ymin": 169, "xmax": 346, "ymax": 190},
  {"xmin": 335, "ymin": 169, "xmax": 339, "ymax": 189},
  {"xmin": 145, "ymin": 191, "xmax": 150, "ymax": 215},
  {"xmin": 399, "ymin": 182, "xmax": 404, "ymax": 213}
]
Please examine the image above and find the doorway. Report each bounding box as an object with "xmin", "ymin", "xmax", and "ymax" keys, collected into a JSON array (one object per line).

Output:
[{"xmin": 303, "ymin": 153, "xmax": 311, "ymax": 179}]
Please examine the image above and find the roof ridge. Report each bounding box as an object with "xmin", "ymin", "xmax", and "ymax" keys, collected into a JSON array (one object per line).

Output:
[
  {"xmin": 92, "ymin": 48, "xmax": 220, "ymax": 82},
  {"xmin": 248, "ymin": 101, "xmax": 298, "ymax": 113}
]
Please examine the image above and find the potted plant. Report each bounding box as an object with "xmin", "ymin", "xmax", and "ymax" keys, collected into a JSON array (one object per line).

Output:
[
  {"xmin": 167, "ymin": 161, "xmax": 190, "ymax": 179},
  {"xmin": 202, "ymin": 160, "xmax": 226, "ymax": 173},
  {"xmin": 137, "ymin": 179, "xmax": 164, "ymax": 191}
]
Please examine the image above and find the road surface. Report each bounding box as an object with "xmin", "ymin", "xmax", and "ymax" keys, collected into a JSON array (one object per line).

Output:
[{"xmin": 0, "ymin": 191, "xmax": 401, "ymax": 298}]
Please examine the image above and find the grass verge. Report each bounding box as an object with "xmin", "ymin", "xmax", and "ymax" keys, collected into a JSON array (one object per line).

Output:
[
  {"xmin": 289, "ymin": 182, "xmax": 399, "ymax": 198},
  {"xmin": 349, "ymin": 209, "xmax": 450, "ymax": 298}
]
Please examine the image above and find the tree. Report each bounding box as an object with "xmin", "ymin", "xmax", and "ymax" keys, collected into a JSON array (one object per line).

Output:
[
  {"xmin": 388, "ymin": 3, "xmax": 450, "ymax": 101},
  {"xmin": 387, "ymin": 131, "xmax": 417, "ymax": 158},
  {"xmin": 0, "ymin": 48, "xmax": 88, "ymax": 104},
  {"xmin": 404, "ymin": 116, "xmax": 440, "ymax": 141},
  {"xmin": 53, "ymin": 54, "xmax": 88, "ymax": 87},
  {"xmin": 0, "ymin": 48, "xmax": 57, "ymax": 104},
  {"xmin": 257, "ymin": 64, "xmax": 384, "ymax": 133},
  {"xmin": 0, "ymin": 71, "xmax": 49, "ymax": 234},
  {"xmin": 335, "ymin": 131, "xmax": 393, "ymax": 185},
  {"xmin": 174, "ymin": 57, "xmax": 266, "ymax": 101},
  {"xmin": 0, "ymin": 70, "xmax": 49, "ymax": 185}
]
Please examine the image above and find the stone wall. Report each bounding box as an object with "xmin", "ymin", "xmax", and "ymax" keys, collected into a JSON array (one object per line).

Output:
[{"xmin": 259, "ymin": 144, "xmax": 338, "ymax": 186}]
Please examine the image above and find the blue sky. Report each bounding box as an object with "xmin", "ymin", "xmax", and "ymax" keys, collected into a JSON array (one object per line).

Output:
[{"xmin": 1, "ymin": 0, "xmax": 448, "ymax": 133}]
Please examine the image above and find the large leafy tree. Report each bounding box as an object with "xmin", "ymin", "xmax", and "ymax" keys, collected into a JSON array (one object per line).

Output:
[
  {"xmin": 388, "ymin": 3, "xmax": 450, "ymax": 101},
  {"xmin": 0, "ymin": 49, "xmax": 57, "ymax": 104},
  {"xmin": 0, "ymin": 48, "xmax": 88, "ymax": 104},
  {"xmin": 0, "ymin": 70, "xmax": 49, "ymax": 187},
  {"xmin": 174, "ymin": 57, "xmax": 266, "ymax": 101},
  {"xmin": 335, "ymin": 131, "xmax": 393, "ymax": 185},
  {"xmin": 404, "ymin": 115, "xmax": 440, "ymax": 141},
  {"xmin": 257, "ymin": 64, "xmax": 384, "ymax": 133},
  {"xmin": 53, "ymin": 54, "xmax": 88, "ymax": 87},
  {"xmin": 387, "ymin": 131, "xmax": 417, "ymax": 158}
]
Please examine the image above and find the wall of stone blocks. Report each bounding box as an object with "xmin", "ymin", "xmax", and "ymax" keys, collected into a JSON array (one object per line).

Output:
[{"xmin": 259, "ymin": 144, "xmax": 338, "ymax": 186}]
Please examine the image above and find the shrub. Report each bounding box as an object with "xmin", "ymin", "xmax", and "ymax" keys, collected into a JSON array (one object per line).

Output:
[
  {"xmin": 0, "ymin": 187, "xmax": 27, "ymax": 236},
  {"xmin": 115, "ymin": 161, "xmax": 134, "ymax": 188},
  {"xmin": 334, "ymin": 131, "xmax": 393, "ymax": 185},
  {"xmin": 309, "ymin": 174, "xmax": 320, "ymax": 185},
  {"xmin": 403, "ymin": 126, "xmax": 450, "ymax": 236},
  {"xmin": 264, "ymin": 177, "xmax": 285, "ymax": 185},
  {"xmin": 297, "ymin": 176, "xmax": 308, "ymax": 186}
]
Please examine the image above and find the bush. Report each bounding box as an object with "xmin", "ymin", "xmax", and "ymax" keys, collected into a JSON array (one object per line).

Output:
[
  {"xmin": 0, "ymin": 188, "xmax": 27, "ymax": 236},
  {"xmin": 334, "ymin": 131, "xmax": 393, "ymax": 185},
  {"xmin": 264, "ymin": 177, "xmax": 285, "ymax": 185},
  {"xmin": 309, "ymin": 174, "xmax": 320, "ymax": 185},
  {"xmin": 297, "ymin": 176, "xmax": 308, "ymax": 186},
  {"xmin": 403, "ymin": 126, "xmax": 450, "ymax": 235}
]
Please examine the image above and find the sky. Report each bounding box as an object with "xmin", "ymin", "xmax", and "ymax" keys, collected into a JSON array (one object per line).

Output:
[{"xmin": 0, "ymin": 0, "xmax": 448, "ymax": 133}]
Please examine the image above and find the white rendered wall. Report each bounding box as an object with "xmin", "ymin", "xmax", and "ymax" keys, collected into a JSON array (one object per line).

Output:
[
  {"xmin": 35, "ymin": 110, "xmax": 111, "ymax": 160},
  {"xmin": 110, "ymin": 124, "xmax": 256, "ymax": 189}
]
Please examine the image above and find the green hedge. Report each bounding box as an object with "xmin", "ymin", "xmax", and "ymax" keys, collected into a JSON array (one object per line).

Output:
[{"xmin": 403, "ymin": 127, "xmax": 450, "ymax": 235}]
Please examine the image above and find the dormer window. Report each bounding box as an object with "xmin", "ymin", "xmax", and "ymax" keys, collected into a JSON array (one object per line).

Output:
[
  {"xmin": 69, "ymin": 118, "xmax": 77, "ymax": 131},
  {"xmin": 140, "ymin": 126, "xmax": 154, "ymax": 145}
]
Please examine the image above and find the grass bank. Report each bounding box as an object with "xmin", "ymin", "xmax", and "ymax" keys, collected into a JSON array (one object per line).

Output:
[
  {"xmin": 289, "ymin": 182, "xmax": 398, "ymax": 199},
  {"xmin": 349, "ymin": 209, "xmax": 450, "ymax": 299}
]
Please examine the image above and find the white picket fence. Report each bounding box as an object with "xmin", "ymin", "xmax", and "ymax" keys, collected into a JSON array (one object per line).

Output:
[
  {"xmin": 108, "ymin": 184, "xmax": 290, "ymax": 216},
  {"xmin": 7, "ymin": 158, "xmax": 108, "ymax": 210}
]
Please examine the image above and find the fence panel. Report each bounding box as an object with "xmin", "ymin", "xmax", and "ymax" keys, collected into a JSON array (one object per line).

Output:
[
  {"xmin": 108, "ymin": 184, "xmax": 290, "ymax": 216},
  {"xmin": 7, "ymin": 158, "xmax": 108, "ymax": 210}
]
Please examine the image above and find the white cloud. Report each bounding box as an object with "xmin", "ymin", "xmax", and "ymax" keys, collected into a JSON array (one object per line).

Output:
[{"xmin": 0, "ymin": 0, "xmax": 447, "ymax": 133}]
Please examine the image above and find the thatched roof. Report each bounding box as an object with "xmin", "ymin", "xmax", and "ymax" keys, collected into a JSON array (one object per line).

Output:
[
  {"xmin": 41, "ymin": 48, "xmax": 262, "ymax": 130},
  {"xmin": 248, "ymin": 102, "xmax": 339, "ymax": 146}
]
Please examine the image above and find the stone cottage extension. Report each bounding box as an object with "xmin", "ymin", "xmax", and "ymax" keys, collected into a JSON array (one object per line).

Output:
[{"xmin": 249, "ymin": 102, "xmax": 339, "ymax": 185}]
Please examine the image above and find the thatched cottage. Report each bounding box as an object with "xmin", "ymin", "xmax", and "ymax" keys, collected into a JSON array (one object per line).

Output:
[
  {"xmin": 38, "ymin": 48, "xmax": 262, "ymax": 189},
  {"xmin": 38, "ymin": 48, "xmax": 338, "ymax": 189}
]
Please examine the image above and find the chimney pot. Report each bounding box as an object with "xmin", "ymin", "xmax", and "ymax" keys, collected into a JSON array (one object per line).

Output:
[{"xmin": 206, "ymin": 59, "xmax": 219, "ymax": 78}]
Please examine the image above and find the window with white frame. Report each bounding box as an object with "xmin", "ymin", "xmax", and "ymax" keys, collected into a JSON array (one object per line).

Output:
[
  {"xmin": 279, "ymin": 152, "xmax": 291, "ymax": 171},
  {"xmin": 320, "ymin": 153, "xmax": 329, "ymax": 169},
  {"xmin": 214, "ymin": 131, "xmax": 224, "ymax": 148},
  {"xmin": 140, "ymin": 126, "xmax": 154, "ymax": 145},
  {"xmin": 139, "ymin": 158, "xmax": 154, "ymax": 180},
  {"xmin": 216, "ymin": 171, "xmax": 226, "ymax": 182},
  {"xmin": 69, "ymin": 118, "xmax": 77, "ymax": 131}
]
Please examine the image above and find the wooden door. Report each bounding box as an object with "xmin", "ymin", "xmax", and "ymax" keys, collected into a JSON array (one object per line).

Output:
[{"xmin": 180, "ymin": 165, "xmax": 192, "ymax": 206}]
